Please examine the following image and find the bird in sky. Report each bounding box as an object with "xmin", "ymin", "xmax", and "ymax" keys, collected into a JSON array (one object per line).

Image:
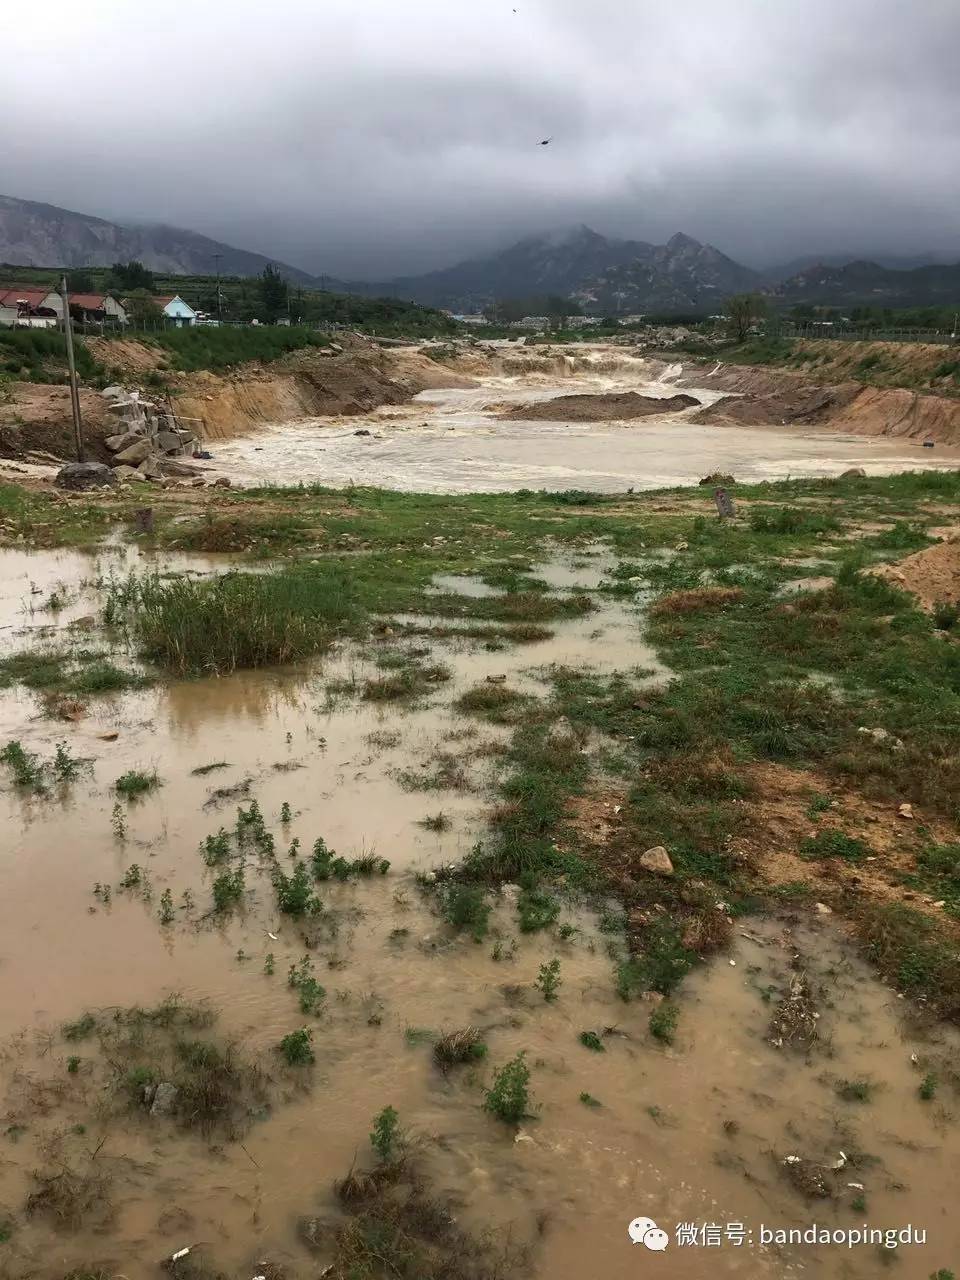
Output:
[{"xmin": 539, "ymin": 137, "xmax": 552, "ymax": 146}]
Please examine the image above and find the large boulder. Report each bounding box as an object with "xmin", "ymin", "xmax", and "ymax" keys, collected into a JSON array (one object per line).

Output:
[
  {"xmin": 158, "ymin": 458, "xmax": 202, "ymax": 478},
  {"xmin": 55, "ymin": 461, "xmax": 117, "ymax": 490},
  {"xmin": 113, "ymin": 439, "xmax": 154, "ymax": 466},
  {"xmin": 156, "ymin": 430, "xmax": 183, "ymax": 454},
  {"xmin": 137, "ymin": 455, "xmax": 164, "ymax": 479},
  {"xmin": 114, "ymin": 465, "xmax": 149, "ymax": 482},
  {"xmin": 105, "ymin": 429, "xmax": 146, "ymax": 453}
]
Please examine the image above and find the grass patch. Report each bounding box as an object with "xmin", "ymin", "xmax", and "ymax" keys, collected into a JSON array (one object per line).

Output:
[
  {"xmin": 107, "ymin": 567, "xmax": 362, "ymax": 676},
  {"xmin": 800, "ymin": 830, "xmax": 869, "ymax": 863},
  {"xmin": 115, "ymin": 769, "xmax": 160, "ymax": 798},
  {"xmin": 434, "ymin": 1027, "xmax": 487, "ymax": 1067},
  {"xmin": 578, "ymin": 1030, "xmax": 605, "ymax": 1052},
  {"xmin": 836, "ymin": 1078, "xmax": 874, "ymax": 1103},
  {"xmin": 440, "ymin": 884, "xmax": 491, "ymax": 941},
  {"xmin": 454, "ymin": 683, "xmax": 537, "ymax": 725},
  {"xmin": 649, "ymin": 1003, "xmax": 679, "ymax": 1044}
]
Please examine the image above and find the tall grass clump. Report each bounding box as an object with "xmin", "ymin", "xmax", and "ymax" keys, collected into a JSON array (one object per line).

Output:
[{"xmin": 108, "ymin": 568, "xmax": 362, "ymax": 676}]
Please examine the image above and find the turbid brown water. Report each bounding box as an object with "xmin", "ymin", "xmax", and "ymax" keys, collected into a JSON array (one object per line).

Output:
[
  {"xmin": 0, "ymin": 548, "xmax": 958, "ymax": 1279},
  {"xmin": 209, "ymin": 359, "xmax": 960, "ymax": 492}
]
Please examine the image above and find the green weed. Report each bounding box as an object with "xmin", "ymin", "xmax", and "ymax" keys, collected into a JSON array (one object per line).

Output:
[
  {"xmin": 115, "ymin": 769, "xmax": 160, "ymax": 799},
  {"xmin": 484, "ymin": 1052, "xmax": 531, "ymax": 1125},
  {"xmin": 370, "ymin": 1105, "xmax": 401, "ymax": 1161},
  {"xmin": 441, "ymin": 884, "xmax": 491, "ymax": 941},
  {"xmin": 211, "ymin": 866, "xmax": 245, "ymax": 912},
  {"xmin": 579, "ymin": 1030, "xmax": 605, "ymax": 1052},
  {"xmin": 836, "ymin": 1079, "xmax": 873, "ymax": 1103},
  {"xmin": 279, "ymin": 1028, "xmax": 314, "ymax": 1066},
  {"xmin": 288, "ymin": 955, "xmax": 326, "ymax": 1015},
  {"xmin": 649, "ymin": 1003, "xmax": 679, "ymax": 1044},
  {"xmin": 536, "ymin": 958, "xmax": 562, "ymax": 1002}
]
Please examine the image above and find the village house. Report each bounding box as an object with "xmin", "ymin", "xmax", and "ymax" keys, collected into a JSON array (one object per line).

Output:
[
  {"xmin": 154, "ymin": 295, "xmax": 197, "ymax": 327},
  {"xmin": 0, "ymin": 285, "xmax": 59, "ymax": 327}
]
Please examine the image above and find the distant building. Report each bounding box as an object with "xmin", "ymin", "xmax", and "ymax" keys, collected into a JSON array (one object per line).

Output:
[
  {"xmin": 59, "ymin": 292, "xmax": 127, "ymax": 324},
  {"xmin": 450, "ymin": 313, "xmax": 487, "ymax": 326},
  {"xmin": 154, "ymin": 295, "xmax": 197, "ymax": 327},
  {"xmin": 0, "ymin": 285, "xmax": 59, "ymax": 326}
]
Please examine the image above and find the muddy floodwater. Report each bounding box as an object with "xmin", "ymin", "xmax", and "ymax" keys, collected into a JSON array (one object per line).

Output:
[
  {"xmin": 1, "ymin": 544, "xmax": 959, "ymax": 1279},
  {"xmin": 211, "ymin": 360, "xmax": 960, "ymax": 491}
]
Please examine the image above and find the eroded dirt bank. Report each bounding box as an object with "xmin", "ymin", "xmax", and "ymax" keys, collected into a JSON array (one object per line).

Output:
[
  {"xmin": 684, "ymin": 360, "xmax": 960, "ymax": 445},
  {"xmin": 0, "ymin": 340, "xmax": 473, "ymax": 462}
]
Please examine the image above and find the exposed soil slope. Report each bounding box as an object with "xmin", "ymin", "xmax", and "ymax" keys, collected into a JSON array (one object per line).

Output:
[
  {"xmin": 0, "ymin": 342, "xmax": 473, "ymax": 459},
  {"xmin": 498, "ymin": 390, "xmax": 699, "ymax": 422},
  {"xmin": 872, "ymin": 534, "xmax": 960, "ymax": 610},
  {"xmin": 687, "ymin": 361, "xmax": 960, "ymax": 445}
]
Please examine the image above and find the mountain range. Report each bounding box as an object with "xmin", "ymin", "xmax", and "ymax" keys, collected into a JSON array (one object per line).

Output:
[
  {"xmin": 2, "ymin": 193, "xmax": 958, "ymax": 315},
  {"xmin": 0, "ymin": 194, "xmax": 317, "ymax": 285}
]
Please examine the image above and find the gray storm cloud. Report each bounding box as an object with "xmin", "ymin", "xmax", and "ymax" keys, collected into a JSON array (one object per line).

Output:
[{"xmin": 3, "ymin": 0, "xmax": 959, "ymax": 276}]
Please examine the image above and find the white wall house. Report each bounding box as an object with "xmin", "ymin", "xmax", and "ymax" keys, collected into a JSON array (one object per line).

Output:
[
  {"xmin": 155, "ymin": 295, "xmax": 197, "ymax": 327},
  {"xmin": 35, "ymin": 291, "xmax": 127, "ymax": 324}
]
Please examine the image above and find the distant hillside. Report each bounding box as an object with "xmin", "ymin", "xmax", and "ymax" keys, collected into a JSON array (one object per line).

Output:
[
  {"xmin": 574, "ymin": 232, "xmax": 760, "ymax": 313},
  {"xmin": 358, "ymin": 225, "xmax": 653, "ymax": 310},
  {"xmin": 0, "ymin": 194, "xmax": 320, "ymax": 285},
  {"xmin": 772, "ymin": 259, "xmax": 960, "ymax": 309},
  {"xmin": 356, "ymin": 227, "xmax": 761, "ymax": 314}
]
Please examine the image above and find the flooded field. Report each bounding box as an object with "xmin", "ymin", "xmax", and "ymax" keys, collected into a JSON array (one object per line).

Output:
[
  {"xmin": 1, "ymin": 531, "xmax": 959, "ymax": 1280},
  {"xmin": 210, "ymin": 361, "xmax": 960, "ymax": 492}
]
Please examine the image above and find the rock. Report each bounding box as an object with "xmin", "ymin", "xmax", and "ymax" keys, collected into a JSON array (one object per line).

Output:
[
  {"xmin": 55, "ymin": 461, "xmax": 117, "ymax": 490},
  {"xmin": 897, "ymin": 802, "xmax": 914, "ymax": 819},
  {"xmin": 500, "ymin": 882, "xmax": 521, "ymax": 906},
  {"xmin": 815, "ymin": 902, "xmax": 833, "ymax": 915},
  {"xmin": 114, "ymin": 465, "xmax": 148, "ymax": 482},
  {"xmin": 640, "ymin": 990, "xmax": 664, "ymax": 1005},
  {"xmin": 714, "ymin": 486, "xmax": 736, "ymax": 518},
  {"xmin": 638, "ymin": 845, "xmax": 673, "ymax": 876},
  {"xmin": 105, "ymin": 430, "xmax": 145, "ymax": 452},
  {"xmin": 100, "ymin": 384, "xmax": 125, "ymax": 400},
  {"xmin": 858, "ymin": 726, "xmax": 903, "ymax": 749},
  {"xmin": 158, "ymin": 458, "xmax": 201, "ymax": 478},
  {"xmin": 840, "ymin": 467, "xmax": 867, "ymax": 478},
  {"xmin": 212, "ymin": 476, "xmax": 232, "ymax": 488},
  {"xmin": 113, "ymin": 439, "xmax": 154, "ymax": 466},
  {"xmin": 156, "ymin": 430, "xmax": 183, "ymax": 454},
  {"xmin": 354, "ymin": 428, "xmax": 372, "ymax": 436},
  {"xmin": 137, "ymin": 456, "xmax": 164, "ymax": 479},
  {"xmin": 150, "ymin": 1081, "xmax": 179, "ymax": 1117}
]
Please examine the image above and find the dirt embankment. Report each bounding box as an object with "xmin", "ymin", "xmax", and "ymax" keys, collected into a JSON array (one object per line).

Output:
[
  {"xmin": 686, "ymin": 359, "xmax": 960, "ymax": 446},
  {"xmin": 0, "ymin": 341, "xmax": 473, "ymax": 460},
  {"xmin": 871, "ymin": 533, "xmax": 960, "ymax": 610},
  {"xmin": 498, "ymin": 390, "xmax": 700, "ymax": 422}
]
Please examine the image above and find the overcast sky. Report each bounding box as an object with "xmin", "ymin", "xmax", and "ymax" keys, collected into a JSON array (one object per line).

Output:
[{"xmin": 4, "ymin": 0, "xmax": 959, "ymax": 277}]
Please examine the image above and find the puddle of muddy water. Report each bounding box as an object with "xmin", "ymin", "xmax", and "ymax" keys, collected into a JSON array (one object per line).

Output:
[
  {"xmin": 208, "ymin": 361, "xmax": 960, "ymax": 493},
  {"xmin": 1, "ymin": 547, "xmax": 959, "ymax": 1279}
]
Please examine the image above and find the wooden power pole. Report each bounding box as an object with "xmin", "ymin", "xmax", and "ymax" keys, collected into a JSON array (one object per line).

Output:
[{"xmin": 60, "ymin": 276, "xmax": 84, "ymax": 462}]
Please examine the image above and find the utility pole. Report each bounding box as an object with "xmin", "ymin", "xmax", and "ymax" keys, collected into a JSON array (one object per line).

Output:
[
  {"xmin": 60, "ymin": 275, "xmax": 84, "ymax": 462},
  {"xmin": 213, "ymin": 253, "xmax": 223, "ymax": 324}
]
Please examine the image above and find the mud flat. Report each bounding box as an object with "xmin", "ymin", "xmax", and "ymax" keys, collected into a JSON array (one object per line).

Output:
[
  {"xmin": 211, "ymin": 373, "xmax": 960, "ymax": 492},
  {"xmin": 0, "ymin": 474, "xmax": 959, "ymax": 1278}
]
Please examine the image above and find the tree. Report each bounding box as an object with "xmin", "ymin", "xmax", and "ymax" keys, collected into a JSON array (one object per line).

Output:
[
  {"xmin": 66, "ymin": 269, "xmax": 95, "ymax": 293},
  {"xmin": 724, "ymin": 293, "xmax": 768, "ymax": 342},
  {"xmin": 108, "ymin": 260, "xmax": 156, "ymax": 293},
  {"xmin": 258, "ymin": 264, "xmax": 289, "ymax": 323},
  {"xmin": 125, "ymin": 288, "xmax": 161, "ymax": 327}
]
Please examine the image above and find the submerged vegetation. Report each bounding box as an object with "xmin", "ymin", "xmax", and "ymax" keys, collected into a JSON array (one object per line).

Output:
[{"xmin": 1, "ymin": 462, "xmax": 959, "ymax": 1271}]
